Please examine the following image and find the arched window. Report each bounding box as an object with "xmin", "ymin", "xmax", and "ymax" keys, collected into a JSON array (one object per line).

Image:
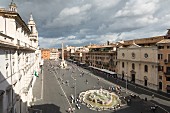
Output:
[
  {"xmin": 144, "ymin": 65, "xmax": 148, "ymax": 72},
  {"xmin": 122, "ymin": 62, "xmax": 124, "ymax": 68},
  {"xmin": 132, "ymin": 52, "xmax": 135, "ymax": 59},
  {"xmin": 132, "ymin": 63, "xmax": 135, "ymax": 70},
  {"xmin": 122, "ymin": 53, "xmax": 125, "ymax": 57},
  {"xmin": 144, "ymin": 53, "xmax": 148, "ymax": 58}
]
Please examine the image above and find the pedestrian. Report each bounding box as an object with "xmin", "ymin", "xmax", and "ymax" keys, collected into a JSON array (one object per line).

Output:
[
  {"xmin": 86, "ymin": 79, "xmax": 88, "ymax": 84},
  {"xmin": 152, "ymin": 94, "xmax": 154, "ymax": 99}
]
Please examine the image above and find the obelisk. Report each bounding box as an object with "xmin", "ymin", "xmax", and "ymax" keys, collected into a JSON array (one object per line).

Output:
[
  {"xmin": 60, "ymin": 42, "xmax": 67, "ymax": 68},
  {"xmin": 62, "ymin": 43, "xmax": 64, "ymax": 61}
]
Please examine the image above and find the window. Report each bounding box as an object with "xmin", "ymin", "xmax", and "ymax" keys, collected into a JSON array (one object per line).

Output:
[
  {"xmin": 144, "ymin": 65, "xmax": 148, "ymax": 72},
  {"xmin": 6, "ymin": 71, "xmax": 8, "ymax": 77},
  {"xmin": 166, "ymin": 67, "xmax": 170, "ymax": 73},
  {"xmin": 167, "ymin": 85, "xmax": 170, "ymax": 93},
  {"xmin": 31, "ymin": 26, "xmax": 33, "ymax": 33},
  {"xmin": 166, "ymin": 77, "xmax": 170, "ymax": 81},
  {"xmin": 167, "ymin": 46, "xmax": 170, "ymax": 49},
  {"xmin": 132, "ymin": 52, "xmax": 135, "ymax": 59},
  {"xmin": 5, "ymin": 51, "xmax": 8, "ymax": 59},
  {"xmin": 6, "ymin": 63, "xmax": 9, "ymax": 69},
  {"xmin": 13, "ymin": 68, "xmax": 14, "ymax": 74},
  {"xmin": 144, "ymin": 53, "xmax": 148, "ymax": 58},
  {"xmin": 158, "ymin": 46, "xmax": 164, "ymax": 49},
  {"xmin": 158, "ymin": 66, "xmax": 163, "ymax": 71},
  {"xmin": 122, "ymin": 53, "xmax": 125, "ymax": 57},
  {"xmin": 159, "ymin": 76, "xmax": 162, "ymax": 80},
  {"xmin": 168, "ymin": 54, "xmax": 170, "ymax": 61},
  {"xmin": 12, "ymin": 52, "xmax": 15, "ymax": 59},
  {"xmin": 158, "ymin": 54, "xmax": 163, "ymax": 60},
  {"xmin": 26, "ymin": 57, "xmax": 28, "ymax": 62},
  {"xmin": 122, "ymin": 62, "xmax": 124, "ymax": 68},
  {"xmin": 132, "ymin": 63, "xmax": 135, "ymax": 70}
]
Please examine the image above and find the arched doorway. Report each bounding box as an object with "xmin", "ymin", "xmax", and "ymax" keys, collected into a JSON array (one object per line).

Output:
[
  {"xmin": 144, "ymin": 76, "xmax": 148, "ymax": 86},
  {"xmin": 130, "ymin": 70, "xmax": 136, "ymax": 83},
  {"xmin": 131, "ymin": 74, "xmax": 135, "ymax": 82},
  {"xmin": 122, "ymin": 71, "xmax": 124, "ymax": 80}
]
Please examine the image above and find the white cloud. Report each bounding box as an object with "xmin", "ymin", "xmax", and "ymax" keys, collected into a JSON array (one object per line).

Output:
[
  {"xmin": 59, "ymin": 4, "xmax": 91, "ymax": 17},
  {"xmin": 59, "ymin": 7, "xmax": 80, "ymax": 17},
  {"xmin": 67, "ymin": 35, "xmax": 76, "ymax": 39},
  {"xmin": 39, "ymin": 37, "xmax": 64, "ymax": 48},
  {"xmin": 115, "ymin": 0, "xmax": 159, "ymax": 17},
  {"xmin": 46, "ymin": 4, "xmax": 91, "ymax": 28},
  {"xmin": 136, "ymin": 15, "xmax": 158, "ymax": 24},
  {"xmin": 94, "ymin": 0, "xmax": 120, "ymax": 9}
]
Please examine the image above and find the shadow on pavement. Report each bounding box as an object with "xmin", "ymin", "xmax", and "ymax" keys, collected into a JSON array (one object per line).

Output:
[{"xmin": 28, "ymin": 104, "xmax": 62, "ymax": 113}]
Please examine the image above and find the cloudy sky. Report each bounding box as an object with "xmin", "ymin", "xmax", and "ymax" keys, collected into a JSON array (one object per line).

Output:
[{"xmin": 1, "ymin": 0, "xmax": 170, "ymax": 48}]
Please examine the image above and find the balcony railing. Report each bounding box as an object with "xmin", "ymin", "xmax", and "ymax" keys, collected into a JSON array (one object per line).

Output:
[
  {"xmin": 164, "ymin": 72, "xmax": 170, "ymax": 75},
  {"xmin": 0, "ymin": 33, "xmax": 14, "ymax": 44},
  {"xmin": 164, "ymin": 59, "xmax": 170, "ymax": 64}
]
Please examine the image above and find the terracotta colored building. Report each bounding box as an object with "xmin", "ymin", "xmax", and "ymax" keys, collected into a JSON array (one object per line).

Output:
[
  {"xmin": 41, "ymin": 49, "xmax": 50, "ymax": 60},
  {"xmin": 157, "ymin": 30, "xmax": 170, "ymax": 93}
]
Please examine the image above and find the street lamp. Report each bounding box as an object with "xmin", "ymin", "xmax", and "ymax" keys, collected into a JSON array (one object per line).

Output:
[
  {"xmin": 71, "ymin": 73, "xmax": 77, "ymax": 103},
  {"xmin": 126, "ymin": 73, "xmax": 128, "ymax": 93},
  {"xmin": 74, "ymin": 79, "xmax": 76, "ymax": 103}
]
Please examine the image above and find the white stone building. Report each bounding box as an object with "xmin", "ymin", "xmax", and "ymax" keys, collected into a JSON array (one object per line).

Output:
[{"xmin": 0, "ymin": 1, "xmax": 41, "ymax": 113}]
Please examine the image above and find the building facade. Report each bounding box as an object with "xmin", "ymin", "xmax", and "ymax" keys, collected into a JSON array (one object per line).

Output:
[
  {"xmin": 87, "ymin": 44, "xmax": 117, "ymax": 72},
  {"xmin": 117, "ymin": 43, "xmax": 159, "ymax": 90},
  {"xmin": 156, "ymin": 31, "xmax": 170, "ymax": 93},
  {"xmin": 49, "ymin": 48, "xmax": 60, "ymax": 60},
  {"xmin": 0, "ymin": 1, "xmax": 41, "ymax": 113},
  {"xmin": 117, "ymin": 33, "xmax": 170, "ymax": 93},
  {"xmin": 41, "ymin": 49, "xmax": 50, "ymax": 60}
]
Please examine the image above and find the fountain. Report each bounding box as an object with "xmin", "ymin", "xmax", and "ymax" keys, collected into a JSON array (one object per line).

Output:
[{"xmin": 79, "ymin": 88, "xmax": 123, "ymax": 111}]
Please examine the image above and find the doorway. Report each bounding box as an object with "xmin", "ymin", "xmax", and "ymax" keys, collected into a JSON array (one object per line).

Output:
[
  {"xmin": 122, "ymin": 72, "xmax": 124, "ymax": 80},
  {"xmin": 144, "ymin": 79, "xmax": 147, "ymax": 86},
  {"xmin": 131, "ymin": 74, "xmax": 135, "ymax": 82},
  {"xmin": 159, "ymin": 82, "xmax": 162, "ymax": 90}
]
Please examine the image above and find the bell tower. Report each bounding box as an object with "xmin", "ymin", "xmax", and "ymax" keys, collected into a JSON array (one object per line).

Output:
[
  {"xmin": 28, "ymin": 14, "xmax": 39, "ymax": 48},
  {"xmin": 9, "ymin": 0, "xmax": 17, "ymax": 12}
]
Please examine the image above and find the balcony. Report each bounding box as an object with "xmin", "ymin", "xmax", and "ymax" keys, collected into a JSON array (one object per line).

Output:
[{"xmin": 164, "ymin": 59, "xmax": 170, "ymax": 64}]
